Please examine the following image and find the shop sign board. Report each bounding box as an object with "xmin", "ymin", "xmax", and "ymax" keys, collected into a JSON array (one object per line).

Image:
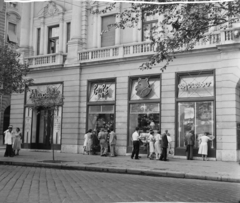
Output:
[
  {"xmin": 89, "ymin": 82, "xmax": 115, "ymax": 102},
  {"xmin": 131, "ymin": 77, "xmax": 160, "ymax": 100},
  {"xmin": 26, "ymin": 84, "xmax": 63, "ymax": 105},
  {"xmin": 178, "ymin": 75, "xmax": 214, "ymax": 98}
]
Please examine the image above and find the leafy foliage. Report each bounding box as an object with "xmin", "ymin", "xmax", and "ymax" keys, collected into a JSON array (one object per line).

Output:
[
  {"xmin": 95, "ymin": 0, "xmax": 240, "ymax": 71},
  {"xmin": 0, "ymin": 43, "xmax": 33, "ymax": 95}
]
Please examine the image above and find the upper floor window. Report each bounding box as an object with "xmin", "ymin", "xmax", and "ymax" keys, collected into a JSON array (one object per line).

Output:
[
  {"xmin": 8, "ymin": 22, "xmax": 18, "ymax": 44},
  {"xmin": 36, "ymin": 28, "xmax": 41, "ymax": 55},
  {"xmin": 101, "ymin": 15, "xmax": 115, "ymax": 47},
  {"xmin": 142, "ymin": 13, "xmax": 158, "ymax": 42},
  {"xmin": 48, "ymin": 25, "xmax": 59, "ymax": 54},
  {"xmin": 66, "ymin": 22, "xmax": 71, "ymax": 53}
]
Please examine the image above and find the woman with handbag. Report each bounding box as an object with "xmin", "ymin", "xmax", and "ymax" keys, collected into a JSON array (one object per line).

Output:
[
  {"xmin": 149, "ymin": 130, "xmax": 156, "ymax": 160},
  {"xmin": 12, "ymin": 127, "xmax": 22, "ymax": 156},
  {"xmin": 154, "ymin": 130, "xmax": 161, "ymax": 160},
  {"xmin": 83, "ymin": 129, "xmax": 93, "ymax": 155},
  {"xmin": 198, "ymin": 132, "xmax": 215, "ymax": 161}
]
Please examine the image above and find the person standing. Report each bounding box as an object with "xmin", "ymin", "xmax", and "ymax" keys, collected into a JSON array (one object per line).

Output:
[
  {"xmin": 166, "ymin": 130, "xmax": 172, "ymax": 159},
  {"xmin": 159, "ymin": 131, "xmax": 168, "ymax": 161},
  {"xmin": 4, "ymin": 125, "xmax": 14, "ymax": 157},
  {"xmin": 131, "ymin": 127, "xmax": 140, "ymax": 160},
  {"xmin": 154, "ymin": 130, "xmax": 161, "ymax": 160},
  {"xmin": 98, "ymin": 128, "xmax": 107, "ymax": 156},
  {"xmin": 12, "ymin": 127, "xmax": 22, "ymax": 156},
  {"xmin": 184, "ymin": 130, "xmax": 195, "ymax": 160},
  {"xmin": 198, "ymin": 132, "xmax": 215, "ymax": 161},
  {"xmin": 148, "ymin": 130, "xmax": 155, "ymax": 160},
  {"xmin": 83, "ymin": 129, "xmax": 93, "ymax": 155},
  {"xmin": 91, "ymin": 130, "xmax": 99, "ymax": 155},
  {"xmin": 109, "ymin": 128, "xmax": 117, "ymax": 157}
]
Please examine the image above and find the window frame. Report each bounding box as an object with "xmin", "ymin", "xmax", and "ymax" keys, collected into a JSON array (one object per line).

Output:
[
  {"xmin": 127, "ymin": 74, "xmax": 161, "ymax": 153},
  {"xmin": 175, "ymin": 69, "xmax": 216, "ymax": 158}
]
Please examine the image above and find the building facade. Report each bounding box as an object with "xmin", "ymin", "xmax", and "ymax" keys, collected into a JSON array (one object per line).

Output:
[{"xmin": 10, "ymin": 1, "xmax": 240, "ymax": 161}]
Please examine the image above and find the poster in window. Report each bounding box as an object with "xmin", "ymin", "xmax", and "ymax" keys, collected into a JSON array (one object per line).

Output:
[{"xmin": 89, "ymin": 82, "xmax": 115, "ymax": 102}]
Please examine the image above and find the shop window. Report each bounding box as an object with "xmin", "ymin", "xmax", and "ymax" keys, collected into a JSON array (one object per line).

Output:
[
  {"xmin": 48, "ymin": 25, "xmax": 59, "ymax": 54},
  {"xmin": 8, "ymin": 23, "xmax": 18, "ymax": 44},
  {"xmin": 88, "ymin": 105, "xmax": 115, "ymax": 132},
  {"xmin": 101, "ymin": 15, "xmax": 115, "ymax": 47},
  {"xmin": 177, "ymin": 101, "xmax": 215, "ymax": 149}
]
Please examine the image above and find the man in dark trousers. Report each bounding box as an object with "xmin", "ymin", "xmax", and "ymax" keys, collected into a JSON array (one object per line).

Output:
[
  {"xmin": 184, "ymin": 130, "xmax": 195, "ymax": 160},
  {"xmin": 160, "ymin": 130, "xmax": 169, "ymax": 161},
  {"xmin": 131, "ymin": 127, "xmax": 140, "ymax": 160}
]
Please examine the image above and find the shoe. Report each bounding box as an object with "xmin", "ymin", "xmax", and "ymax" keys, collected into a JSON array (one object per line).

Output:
[
  {"xmin": 139, "ymin": 156, "xmax": 141, "ymax": 158},
  {"xmin": 135, "ymin": 158, "xmax": 139, "ymax": 160},
  {"xmin": 164, "ymin": 159, "xmax": 169, "ymax": 161}
]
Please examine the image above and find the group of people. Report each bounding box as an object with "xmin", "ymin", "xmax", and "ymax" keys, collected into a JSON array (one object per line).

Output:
[
  {"xmin": 131, "ymin": 127, "xmax": 172, "ymax": 161},
  {"xmin": 83, "ymin": 128, "xmax": 117, "ymax": 157},
  {"xmin": 4, "ymin": 125, "xmax": 22, "ymax": 157},
  {"xmin": 185, "ymin": 130, "xmax": 215, "ymax": 161}
]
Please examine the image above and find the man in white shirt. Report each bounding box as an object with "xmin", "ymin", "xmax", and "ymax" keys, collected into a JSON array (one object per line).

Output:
[
  {"xmin": 4, "ymin": 125, "xmax": 14, "ymax": 157},
  {"xmin": 131, "ymin": 127, "xmax": 140, "ymax": 160}
]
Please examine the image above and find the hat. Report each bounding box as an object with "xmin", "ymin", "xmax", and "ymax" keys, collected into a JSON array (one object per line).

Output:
[{"xmin": 8, "ymin": 125, "xmax": 13, "ymax": 128}]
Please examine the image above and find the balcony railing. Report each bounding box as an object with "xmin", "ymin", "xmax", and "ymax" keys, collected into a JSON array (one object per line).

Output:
[
  {"xmin": 78, "ymin": 28, "xmax": 240, "ymax": 62},
  {"xmin": 25, "ymin": 53, "xmax": 67, "ymax": 68}
]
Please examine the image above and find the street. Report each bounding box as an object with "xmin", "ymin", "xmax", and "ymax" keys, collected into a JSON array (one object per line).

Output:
[{"xmin": 0, "ymin": 166, "xmax": 239, "ymax": 203}]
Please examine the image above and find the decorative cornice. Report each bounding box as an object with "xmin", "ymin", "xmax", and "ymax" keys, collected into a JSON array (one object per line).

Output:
[{"xmin": 38, "ymin": 1, "xmax": 65, "ymax": 19}]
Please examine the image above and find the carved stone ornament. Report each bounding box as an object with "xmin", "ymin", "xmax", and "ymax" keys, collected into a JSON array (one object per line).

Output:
[
  {"xmin": 39, "ymin": 1, "xmax": 64, "ymax": 18},
  {"xmin": 135, "ymin": 78, "xmax": 152, "ymax": 98}
]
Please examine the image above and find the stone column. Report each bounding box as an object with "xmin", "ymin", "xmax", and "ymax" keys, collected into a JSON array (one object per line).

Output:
[
  {"xmin": 92, "ymin": 5, "xmax": 98, "ymax": 48},
  {"xmin": 66, "ymin": 0, "xmax": 82, "ymax": 64},
  {"xmin": 59, "ymin": 13, "xmax": 64, "ymax": 53},
  {"xmin": 115, "ymin": 3, "xmax": 121, "ymax": 45},
  {"xmin": 28, "ymin": 2, "xmax": 34, "ymax": 56},
  {"xmin": 81, "ymin": 0, "xmax": 88, "ymax": 50},
  {"xmin": 19, "ymin": 3, "xmax": 31, "ymax": 57}
]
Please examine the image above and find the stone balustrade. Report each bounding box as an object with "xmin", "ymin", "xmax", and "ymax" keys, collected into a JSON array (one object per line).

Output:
[
  {"xmin": 78, "ymin": 28, "xmax": 240, "ymax": 62},
  {"xmin": 25, "ymin": 53, "xmax": 67, "ymax": 68}
]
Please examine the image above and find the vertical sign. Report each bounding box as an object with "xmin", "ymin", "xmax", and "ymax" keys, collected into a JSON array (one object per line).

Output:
[
  {"xmin": 237, "ymin": 123, "xmax": 240, "ymax": 150},
  {"xmin": 53, "ymin": 106, "xmax": 62, "ymax": 144},
  {"xmin": 24, "ymin": 107, "xmax": 32, "ymax": 143}
]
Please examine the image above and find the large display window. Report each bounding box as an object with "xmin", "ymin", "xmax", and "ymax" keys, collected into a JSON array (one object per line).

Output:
[
  {"xmin": 23, "ymin": 83, "xmax": 63, "ymax": 150},
  {"xmin": 176, "ymin": 71, "xmax": 216, "ymax": 157},
  {"xmin": 128, "ymin": 75, "xmax": 161, "ymax": 153}
]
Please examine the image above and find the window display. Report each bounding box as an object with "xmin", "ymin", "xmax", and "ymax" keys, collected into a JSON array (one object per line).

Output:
[
  {"xmin": 177, "ymin": 101, "xmax": 214, "ymax": 149},
  {"xmin": 129, "ymin": 103, "xmax": 160, "ymax": 144},
  {"xmin": 88, "ymin": 105, "xmax": 115, "ymax": 132}
]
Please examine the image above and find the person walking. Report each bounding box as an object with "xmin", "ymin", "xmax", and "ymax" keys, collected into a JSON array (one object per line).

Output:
[
  {"xmin": 159, "ymin": 131, "xmax": 168, "ymax": 161},
  {"xmin": 4, "ymin": 125, "xmax": 14, "ymax": 157},
  {"xmin": 91, "ymin": 130, "xmax": 99, "ymax": 155},
  {"xmin": 83, "ymin": 129, "xmax": 93, "ymax": 155},
  {"xmin": 131, "ymin": 127, "xmax": 140, "ymax": 160},
  {"xmin": 185, "ymin": 130, "xmax": 195, "ymax": 160},
  {"xmin": 166, "ymin": 130, "xmax": 172, "ymax": 159},
  {"xmin": 154, "ymin": 130, "xmax": 161, "ymax": 160},
  {"xmin": 12, "ymin": 127, "xmax": 22, "ymax": 156},
  {"xmin": 98, "ymin": 128, "xmax": 108, "ymax": 156},
  {"xmin": 109, "ymin": 128, "xmax": 117, "ymax": 157},
  {"xmin": 148, "ymin": 130, "xmax": 155, "ymax": 160},
  {"xmin": 198, "ymin": 132, "xmax": 215, "ymax": 161}
]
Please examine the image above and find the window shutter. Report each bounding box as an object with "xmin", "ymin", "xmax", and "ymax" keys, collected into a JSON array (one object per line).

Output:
[
  {"xmin": 37, "ymin": 28, "xmax": 41, "ymax": 55},
  {"xmin": 101, "ymin": 15, "xmax": 115, "ymax": 47}
]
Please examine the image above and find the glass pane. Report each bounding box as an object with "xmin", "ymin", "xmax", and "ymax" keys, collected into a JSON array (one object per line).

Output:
[
  {"xmin": 130, "ymin": 103, "xmax": 159, "ymax": 113},
  {"xmin": 51, "ymin": 27, "xmax": 59, "ymax": 37},
  {"xmin": 130, "ymin": 78, "xmax": 160, "ymax": 100},
  {"xmin": 89, "ymin": 106, "xmax": 101, "ymax": 113},
  {"xmin": 102, "ymin": 105, "xmax": 114, "ymax": 113},
  {"xmin": 178, "ymin": 75, "xmax": 214, "ymax": 98},
  {"xmin": 88, "ymin": 113, "xmax": 115, "ymax": 132},
  {"xmin": 177, "ymin": 101, "xmax": 215, "ymax": 149}
]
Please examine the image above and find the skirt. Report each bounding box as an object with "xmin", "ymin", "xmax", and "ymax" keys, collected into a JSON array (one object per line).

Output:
[
  {"xmin": 198, "ymin": 143, "xmax": 208, "ymax": 155},
  {"xmin": 12, "ymin": 138, "xmax": 22, "ymax": 150},
  {"xmin": 154, "ymin": 141, "xmax": 161, "ymax": 154}
]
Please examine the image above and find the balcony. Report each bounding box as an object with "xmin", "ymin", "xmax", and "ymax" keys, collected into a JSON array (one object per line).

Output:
[
  {"xmin": 25, "ymin": 53, "xmax": 67, "ymax": 69},
  {"xmin": 78, "ymin": 27, "xmax": 240, "ymax": 63}
]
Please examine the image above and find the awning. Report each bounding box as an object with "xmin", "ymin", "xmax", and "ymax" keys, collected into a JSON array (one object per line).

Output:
[{"xmin": 8, "ymin": 30, "xmax": 18, "ymax": 44}]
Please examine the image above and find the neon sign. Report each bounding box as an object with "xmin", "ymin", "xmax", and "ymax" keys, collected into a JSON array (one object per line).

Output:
[
  {"xmin": 178, "ymin": 82, "xmax": 212, "ymax": 90},
  {"xmin": 93, "ymin": 84, "xmax": 109, "ymax": 99}
]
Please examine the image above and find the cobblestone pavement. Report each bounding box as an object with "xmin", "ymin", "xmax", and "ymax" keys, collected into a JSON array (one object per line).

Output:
[{"xmin": 0, "ymin": 166, "xmax": 240, "ymax": 203}]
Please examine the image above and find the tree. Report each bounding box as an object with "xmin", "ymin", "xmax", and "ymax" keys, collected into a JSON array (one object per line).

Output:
[
  {"xmin": 0, "ymin": 43, "xmax": 33, "ymax": 95},
  {"xmin": 30, "ymin": 86, "xmax": 64, "ymax": 161},
  {"xmin": 96, "ymin": 0, "xmax": 240, "ymax": 71}
]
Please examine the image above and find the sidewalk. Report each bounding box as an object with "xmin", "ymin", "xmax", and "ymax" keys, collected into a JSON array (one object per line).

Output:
[{"xmin": 0, "ymin": 149, "xmax": 239, "ymax": 183}]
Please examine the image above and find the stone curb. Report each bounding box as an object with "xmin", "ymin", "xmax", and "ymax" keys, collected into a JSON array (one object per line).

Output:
[{"xmin": 0, "ymin": 161, "xmax": 240, "ymax": 183}]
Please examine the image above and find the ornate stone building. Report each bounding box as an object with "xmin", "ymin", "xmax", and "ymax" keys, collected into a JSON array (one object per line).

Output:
[{"xmin": 10, "ymin": 0, "xmax": 240, "ymax": 161}]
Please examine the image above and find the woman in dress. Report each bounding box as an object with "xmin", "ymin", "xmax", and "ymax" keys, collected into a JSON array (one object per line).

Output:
[
  {"xmin": 83, "ymin": 129, "xmax": 93, "ymax": 155},
  {"xmin": 149, "ymin": 130, "xmax": 156, "ymax": 160},
  {"xmin": 12, "ymin": 127, "xmax": 22, "ymax": 156},
  {"xmin": 154, "ymin": 130, "xmax": 161, "ymax": 160},
  {"xmin": 198, "ymin": 132, "xmax": 215, "ymax": 161}
]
